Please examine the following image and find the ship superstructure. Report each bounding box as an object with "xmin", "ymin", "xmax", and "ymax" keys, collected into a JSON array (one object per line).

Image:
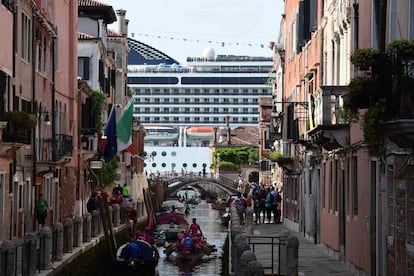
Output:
[{"xmin": 127, "ymin": 39, "xmax": 273, "ymax": 173}]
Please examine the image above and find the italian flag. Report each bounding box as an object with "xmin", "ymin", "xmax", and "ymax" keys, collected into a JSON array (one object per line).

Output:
[{"xmin": 116, "ymin": 100, "xmax": 134, "ymax": 153}]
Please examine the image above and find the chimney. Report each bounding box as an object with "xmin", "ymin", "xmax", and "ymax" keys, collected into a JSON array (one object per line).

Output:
[
  {"xmin": 213, "ymin": 127, "xmax": 218, "ymax": 145},
  {"xmin": 124, "ymin": 19, "xmax": 129, "ymax": 38},
  {"xmin": 116, "ymin": 9, "xmax": 127, "ymax": 36},
  {"xmin": 226, "ymin": 116, "xmax": 231, "ymax": 145}
]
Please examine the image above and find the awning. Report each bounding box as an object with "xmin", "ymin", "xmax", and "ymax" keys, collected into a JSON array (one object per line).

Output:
[{"xmin": 131, "ymin": 173, "xmax": 149, "ymax": 203}]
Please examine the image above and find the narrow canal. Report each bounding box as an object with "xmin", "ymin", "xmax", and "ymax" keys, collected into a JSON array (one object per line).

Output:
[{"xmin": 155, "ymin": 200, "xmax": 228, "ymax": 276}]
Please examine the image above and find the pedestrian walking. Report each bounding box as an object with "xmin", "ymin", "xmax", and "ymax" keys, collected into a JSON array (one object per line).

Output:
[{"xmin": 35, "ymin": 193, "xmax": 49, "ymax": 230}]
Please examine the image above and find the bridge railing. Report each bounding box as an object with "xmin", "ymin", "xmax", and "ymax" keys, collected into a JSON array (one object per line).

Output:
[{"xmin": 162, "ymin": 173, "xmax": 240, "ymax": 196}]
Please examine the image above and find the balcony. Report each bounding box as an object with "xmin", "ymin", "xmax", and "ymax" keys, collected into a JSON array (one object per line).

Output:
[
  {"xmin": 2, "ymin": 122, "xmax": 32, "ymax": 144},
  {"xmin": 382, "ymin": 79, "xmax": 414, "ymax": 148},
  {"xmin": 383, "ymin": 119, "xmax": 414, "ymax": 148},
  {"xmin": 308, "ymin": 85, "xmax": 349, "ymax": 151},
  {"xmin": 38, "ymin": 134, "xmax": 73, "ymax": 163},
  {"xmin": 274, "ymin": 156, "xmax": 294, "ymax": 171}
]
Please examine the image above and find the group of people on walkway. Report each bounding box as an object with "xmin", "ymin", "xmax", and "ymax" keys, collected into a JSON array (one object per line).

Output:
[
  {"xmin": 233, "ymin": 182, "xmax": 282, "ymax": 225},
  {"xmin": 252, "ymin": 184, "xmax": 282, "ymax": 224},
  {"xmin": 86, "ymin": 183, "xmax": 139, "ymax": 229}
]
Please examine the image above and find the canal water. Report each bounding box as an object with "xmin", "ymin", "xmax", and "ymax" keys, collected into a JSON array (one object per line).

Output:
[{"xmin": 155, "ymin": 200, "xmax": 228, "ymax": 276}]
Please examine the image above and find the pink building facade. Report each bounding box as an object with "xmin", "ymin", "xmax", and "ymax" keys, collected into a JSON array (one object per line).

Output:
[{"xmin": 273, "ymin": 0, "xmax": 414, "ymax": 275}]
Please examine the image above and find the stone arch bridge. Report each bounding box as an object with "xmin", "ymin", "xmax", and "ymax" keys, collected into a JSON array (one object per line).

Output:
[{"xmin": 162, "ymin": 174, "xmax": 240, "ymax": 198}]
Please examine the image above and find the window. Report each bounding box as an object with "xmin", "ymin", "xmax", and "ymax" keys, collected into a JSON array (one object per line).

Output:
[
  {"xmin": 21, "ymin": 12, "xmax": 31, "ymax": 62},
  {"xmin": 78, "ymin": 57, "xmax": 90, "ymax": 80},
  {"xmin": 410, "ymin": 0, "xmax": 414, "ymax": 39},
  {"xmin": 352, "ymin": 156, "xmax": 358, "ymax": 216},
  {"xmin": 2, "ymin": 0, "xmax": 14, "ymax": 11},
  {"xmin": 329, "ymin": 160, "xmax": 333, "ymax": 210},
  {"xmin": 35, "ymin": 33, "xmax": 44, "ymax": 72},
  {"xmin": 322, "ymin": 162, "xmax": 326, "ymax": 209},
  {"xmin": 346, "ymin": 157, "xmax": 350, "ymax": 215},
  {"xmin": 408, "ymin": 166, "xmax": 414, "ymax": 244},
  {"xmin": 308, "ymin": 168, "xmax": 312, "ymax": 194},
  {"xmin": 334, "ymin": 159, "xmax": 338, "ymax": 212},
  {"xmin": 389, "ymin": 0, "xmax": 397, "ymax": 41},
  {"xmin": 387, "ymin": 165, "xmax": 394, "ymax": 235}
]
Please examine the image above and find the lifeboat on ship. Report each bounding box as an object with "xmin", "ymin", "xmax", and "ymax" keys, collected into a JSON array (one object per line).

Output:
[
  {"xmin": 144, "ymin": 125, "xmax": 179, "ymax": 140},
  {"xmin": 186, "ymin": 127, "xmax": 214, "ymax": 139}
]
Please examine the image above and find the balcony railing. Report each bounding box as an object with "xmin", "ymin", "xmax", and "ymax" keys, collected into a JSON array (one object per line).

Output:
[
  {"xmin": 38, "ymin": 135, "xmax": 73, "ymax": 163},
  {"xmin": 308, "ymin": 85, "xmax": 349, "ymax": 151},
  {"xmin": 81, "ymin": 135, "xmax": 98, "ymax": 152},
  {"xmin": 56, "ymin": 134, "xmax": 73, "ymax": 160},
  {"xmin": 313, "ymin": 85, "xmax": 348, "ymax": 126},
  {"xmin": 3, "ymin": 122, "xmax": 32, "ymax": 144}
]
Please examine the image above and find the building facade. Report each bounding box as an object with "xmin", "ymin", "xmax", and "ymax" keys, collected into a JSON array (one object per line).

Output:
[
  {"xmin": 272, "ymin": 0, "xmax": 414, "ymax": 275},
  {"xmin": 0, "ymin": 0, "xmax": 78, "ymax": 240}
]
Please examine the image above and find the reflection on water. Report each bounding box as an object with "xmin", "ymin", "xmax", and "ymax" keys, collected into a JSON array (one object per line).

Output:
[{"xmin": 156, "ymin": 200, "xmax": 228, "ymax": 276}]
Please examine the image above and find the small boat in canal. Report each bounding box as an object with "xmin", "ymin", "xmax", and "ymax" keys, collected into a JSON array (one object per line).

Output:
[
  {"xmin": 210, "ymin": 198, "xmax": 227, "ymax": 210},
  {"xmin": 115, "ymin": 239, "xmax": 159, "ymax": 274},
  {"xmin": 164, "ymin": 233, "xmax": 216, "ymax": 263},
  {"xmin": 156, "ymin": 212, "xmax": 189, "ymax": 240},
  {"xmin": 162, "ymin": 199, "xmax": 187, "ymax": 215}
]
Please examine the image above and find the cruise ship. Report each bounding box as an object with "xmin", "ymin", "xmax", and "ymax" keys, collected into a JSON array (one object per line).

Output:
[{"xmin": 127, "ymin": 38, "xmax": 273, "ymax": 173}]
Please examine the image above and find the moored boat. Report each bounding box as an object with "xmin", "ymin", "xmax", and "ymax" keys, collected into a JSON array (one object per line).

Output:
[
  {"xmin": 211, "ymin": 198, "xmax": 227, "ymax": 210},
  {"xmin": 164, "ymin": 233, "xmax": 216, "ymax": 263},
  {"xmin": 156, "ymin": 212, "xmax": 189, "ymax": 240},
  {"xmin": 115, "ymin": 240, "xmax": 159, "ymax": 274}
]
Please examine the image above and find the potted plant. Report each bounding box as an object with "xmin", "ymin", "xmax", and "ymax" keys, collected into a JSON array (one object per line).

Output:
[
  {"xmin": 3, "ymin": 111, "xmax": 37, "ymax": 129},
  {"xmin": 344, "ymin": 76, "xmax": 382, "ymax": 117},
  {"xmin": 350, "ymin": 48, "xmax": 380, "ymax": 69},
  {"xmin": 344, "ymin": 39, "xmax": 414, "ymax": 155}
]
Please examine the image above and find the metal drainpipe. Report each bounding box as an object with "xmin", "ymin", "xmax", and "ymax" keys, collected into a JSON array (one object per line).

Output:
[
  {"xmin": 51, "ymin": 38, "xmax": 56, "ymax": 162},
  {"xmin": 32, "ymin": 12, "xmax": 38, "ymax": 233},
  {"xmin": 315, "ymin": 0, "xmax": 325, "ymax": 245}
]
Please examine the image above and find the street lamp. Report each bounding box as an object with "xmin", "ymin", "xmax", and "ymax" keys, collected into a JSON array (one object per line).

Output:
[{"xmin": 270, "ymin": 104, "xmax": 283, "ymax": 140}]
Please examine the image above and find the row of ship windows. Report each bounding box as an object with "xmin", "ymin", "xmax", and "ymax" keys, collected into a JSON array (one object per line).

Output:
[
  {"xmin": 133, "ymin": 88, "xmax": 270, "ymax": 95},
  {"xmin": 144, "ymin": 162, "xmax": 208, "ymax": 169},
  {"xmin": 140, "ymin": 117, "xmax": 258, "ymax": 123},
  {"xmin": 143, "ymin": 151, "xmax": 208, "ymax": 169},
  {"xmin": 134, "ymin": 107, "xmax": 258, "ymax": 113},
  {"xmin": 135, "ymin": 98, "xmax": 259, "ymax": 104}
]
